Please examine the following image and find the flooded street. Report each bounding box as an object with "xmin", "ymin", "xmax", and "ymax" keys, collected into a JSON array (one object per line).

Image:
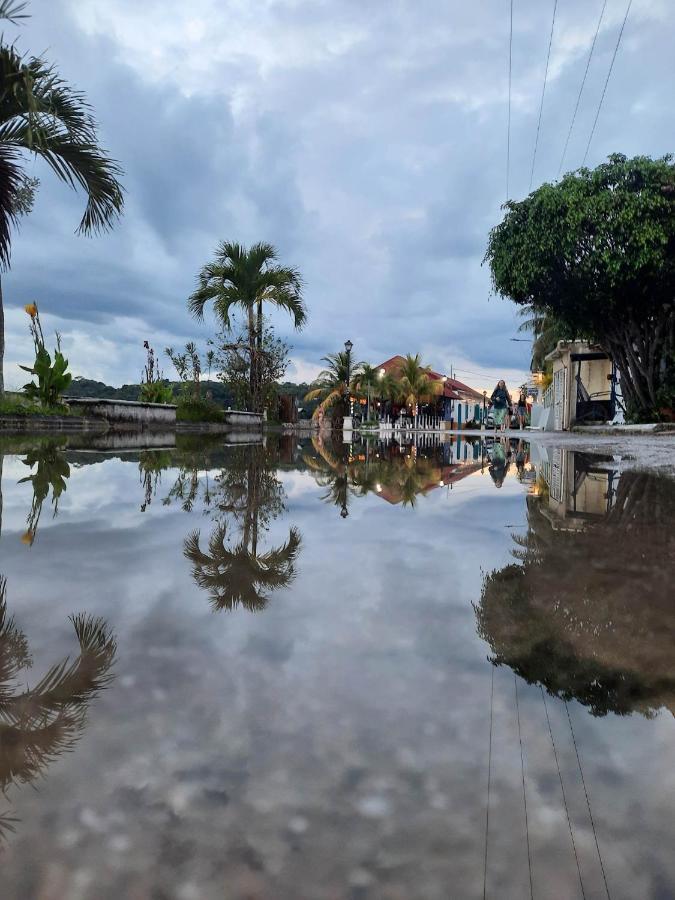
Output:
[{"xmin": 0, "ymin": 434, "xmax": 673, "ymax": 899}]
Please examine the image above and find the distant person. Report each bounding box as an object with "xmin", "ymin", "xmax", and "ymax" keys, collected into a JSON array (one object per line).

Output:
[
  {"xmin": 516, "ymin": 389, "xmax": 528, "ymax": 430},
  {"xmin": 490, "ymin": 380, "xmax": 512, "ymax": 432}
]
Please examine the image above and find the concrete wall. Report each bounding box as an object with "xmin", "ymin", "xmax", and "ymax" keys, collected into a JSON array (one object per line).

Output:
[
  {"xmin": 225, "ymin": 410, "xmax": 264, "ymax": 429},
  {"xmin": 66, "ymin": 398, "xmax": 176, "ymax": 427}
]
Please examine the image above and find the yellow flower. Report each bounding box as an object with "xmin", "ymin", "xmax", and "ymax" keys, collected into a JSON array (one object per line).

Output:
[
  {"xmin": 24, "ymin": 303, "xmax": 38, "ymax": 318},
  {"xmin": 20, "ymin": 530, "xmax": 34, "ymax": 545}
]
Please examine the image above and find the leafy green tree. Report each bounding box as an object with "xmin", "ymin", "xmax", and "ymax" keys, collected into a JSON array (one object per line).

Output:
[
  {"xmin": 485, "ymin": 154, "xmax": 675, "ymax": 421},
  {"xmin": 0, "ymin": 0, "xmax": 124, "ymax": 395},
  {"xmin": 188, "ymin": 242, "xmax": 305, "ymax": 411},
  {"xmin": 304, "ymin": 350, "xmax": 364, "ymax": 422}
]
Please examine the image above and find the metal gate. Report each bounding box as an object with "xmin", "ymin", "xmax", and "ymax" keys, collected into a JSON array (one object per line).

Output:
[{"xmin": 553, "ymin": 367, "xmax": 566, "ymax": 430}]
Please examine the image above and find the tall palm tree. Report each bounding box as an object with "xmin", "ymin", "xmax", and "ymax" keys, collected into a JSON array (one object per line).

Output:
[
  {"xmin": 0, "ymin": 0, "xmax": 125, "ymax": 394},
  {"xmin": 188, "ymin": 241, "xmax": 305, "ymax": 411},
  {"xmin": 353, "ymin": 363, "xmax": 380, "ymax": 421},
  {"xmin": 184, "ymin": 523, "xmax": 302, "ymax": 611},
  {"xmin": 397, "ymin": 354, "xmax": 439, "ymax": 416},
  {"xmin": 378, "ymin": 371, "xmax": 402, "ymax": 417},
  {"xmin": 305, "ymin": 350, "xmax": 364, "ymax": 422}
]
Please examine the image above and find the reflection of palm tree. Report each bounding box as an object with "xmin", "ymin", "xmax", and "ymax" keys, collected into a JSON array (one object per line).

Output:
[
  {"xmin": 18, "ymin": 441, "xmax": 70, "ymax": 545},
  {"xmin": 0, "ymin": 575, "xmax": 116, "ymax": 839},
  {"xmin": 475, "ymin": 474, "xmax": 675, "ymax": 716},
  {"xmin": 184, "ymin": 524, "xmax": 301, "ymax": 611}
]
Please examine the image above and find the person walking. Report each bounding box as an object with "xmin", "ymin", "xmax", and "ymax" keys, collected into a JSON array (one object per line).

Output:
[
  {"xmin": 516, "ymin": 388, "xmax": 528, "ymax": 430},
  {"xmin": 489, "ymin": 380, "xmax": 512, "ymax": 433}
]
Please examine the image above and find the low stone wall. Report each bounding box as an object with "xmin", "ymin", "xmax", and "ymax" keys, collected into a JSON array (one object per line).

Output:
[
  {"xmin": 0, "ymin": 414, "xmax": 107, "ymax": 433},
  {"xmin": 66, "ymin": 398, "xmax": 176, "ymax": 428}
]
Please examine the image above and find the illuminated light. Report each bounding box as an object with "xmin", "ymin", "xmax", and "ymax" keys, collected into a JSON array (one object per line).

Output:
[
  {"xmin": 379, "ymin": 368, "xmax": 385, "ymax": 377},
  {"xmin": 439, "ymin": 480, "xmax": 444, "ymax": 486},
  {"xmin": 376, "ymin": 483, "xmax": 382, "ymax": 492}
]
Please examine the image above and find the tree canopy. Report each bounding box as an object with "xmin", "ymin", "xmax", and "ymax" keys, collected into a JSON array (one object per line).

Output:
[{"xmin": 485, "ymin": 154, "xmax": 675, "ymax": 420}]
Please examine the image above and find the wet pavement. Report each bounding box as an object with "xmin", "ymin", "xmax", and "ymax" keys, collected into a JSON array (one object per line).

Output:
[{"xmin": 0, "ymin": 432, "xmax": 673, "ymax": 899}]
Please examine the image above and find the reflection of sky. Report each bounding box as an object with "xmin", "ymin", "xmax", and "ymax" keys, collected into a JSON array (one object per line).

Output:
[{"xmin": 0, "ymin": 445, "xmax": 673, "ymax": 899}]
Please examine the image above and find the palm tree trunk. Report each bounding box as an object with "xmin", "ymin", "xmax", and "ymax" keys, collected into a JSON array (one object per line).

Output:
[
  {"xmin": 256, "ymin": 298, "xmax": 263, "ymax": 414},
  {"xmin": 0, "ymin": 274, "xmax": 5, "ymax": 396},
  {"xmin": 247, "ymin": 305, "xmax": 256, "ymax": 412}
]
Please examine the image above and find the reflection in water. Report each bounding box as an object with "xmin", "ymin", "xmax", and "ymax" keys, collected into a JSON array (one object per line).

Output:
[
  {"xmin": 183, "ymin": 443, "xmax": 302, "ymax": 611},
  {"xmin": 17, "ymin": 440, "xmax": 71, "ymax": 546},
  {"xmin": 0, "ymin": 575, "xmax": 116, "ymax": 840},
  {"xmin": 184, "ymin": 524, "xmax": 302, "ymax": 611},
  {"xmin": 476, "ymin": 453, "xmax": 675, "ymax": 716},
  {"xmin": 305, "ymin": 432, "xmax": 490, "ymax": 515}
]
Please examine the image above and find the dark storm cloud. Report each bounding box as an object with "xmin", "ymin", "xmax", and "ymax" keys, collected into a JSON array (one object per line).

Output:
[{"xmin": 2, "ymin": 0, "xmax": 674, "ymax": 387}]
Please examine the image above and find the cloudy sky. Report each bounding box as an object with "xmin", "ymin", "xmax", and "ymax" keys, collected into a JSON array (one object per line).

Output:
[{"xmin": 3, "ymin": 0, "xmax": 674, "ymax": 391}]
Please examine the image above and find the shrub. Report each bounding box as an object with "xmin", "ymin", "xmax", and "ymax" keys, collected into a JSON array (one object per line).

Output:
[{"xmin": 176, "ymin": 397, "xmax": 224, "ymax": 423}]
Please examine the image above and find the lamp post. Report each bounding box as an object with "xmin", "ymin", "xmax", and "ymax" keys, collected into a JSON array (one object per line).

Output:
[
  {"xmin": 343, "ymin": 339, "xmax": 353, "ymax": 437},
  {"xmin": 482, "ymin": 390, "xmax": 487, "ymax": 430}
]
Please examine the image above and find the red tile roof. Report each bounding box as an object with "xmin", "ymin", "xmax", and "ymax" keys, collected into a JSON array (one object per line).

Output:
[{"xmin": 375, "ymin": 356, "xmax": 483, "ymax": 402}]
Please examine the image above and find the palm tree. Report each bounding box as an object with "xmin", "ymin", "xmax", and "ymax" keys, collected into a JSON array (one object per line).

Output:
[
  {"xmin": 184, "ymin": 523, "xmax": 302, "ymax": 611},
  {"xmin": 305, "ymin": 351, "xmax": 364, "ymax": 423},
  {"xmin": 188, "ymin": 241, "xmax": 305, "ymax": 411},
  {"xmin": 0, "ymin": 573, "xmax": 116, "ymax": 838},
  {"xmin": 517, "ymin": 305, "xmax": 571, "ymax": 372},
  {"xmin": 353, "ymin": 363, "xmax": 380, "ymax": 421},
  {"xmin": 397, "ymin": 354, "xmax": 439, "ymax": 416},
  {"xmin": 0, "ymin": 1, "xmax": 125, "ymax": 394}
]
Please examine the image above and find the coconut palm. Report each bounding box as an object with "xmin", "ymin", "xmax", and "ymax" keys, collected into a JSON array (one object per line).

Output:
[
  {"xmin": 397, "ymin": 354, "xmax": 439, "ymax": 415},
  {"xmin": 305, "ymin": 351, "xmax": 364, "ymax": 422},
  {"xmin": 0, "ymin": 1, "xmax": 124, "ymax": 393},
  {"xmin": 517, "ymin": 305, "xmax": 571, "ymax": 372},
  {"xmin": 188, "ymin": 241, "xmax": 305, "ymax": 411},
  {"xmin": 353, "ymin": 363, "xmax": 380, "ymax": 421},
  {"xmin": 184, "ymin": 523, "xmax": 302, "ymax": 611},
  {"xmin": 0, "ymin": 573, "xmax": 116, "ymax": 838}
]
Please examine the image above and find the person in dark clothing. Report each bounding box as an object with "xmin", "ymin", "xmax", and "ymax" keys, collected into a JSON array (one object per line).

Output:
[
  {"xmin": 516, "ymin": 389, "xmax": 528, "ymax": 430},
  {"xmin": 489, "ymin": 380, "xmax": 512, "ymax": 433}
]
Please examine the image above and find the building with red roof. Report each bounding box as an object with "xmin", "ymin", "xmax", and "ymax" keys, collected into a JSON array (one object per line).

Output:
[{"xmin": 374, "ymin": 355, "xmax": 486, "ymax": 428}]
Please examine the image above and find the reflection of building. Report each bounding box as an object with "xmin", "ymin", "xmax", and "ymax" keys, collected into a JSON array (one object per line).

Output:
[
  {"xmin": 538, "ymin": 449, "xmax": 617, "ymax": 530},
  {"xmin": 375, "ymin": 356, "xmax": 485, "ymax": 428}
]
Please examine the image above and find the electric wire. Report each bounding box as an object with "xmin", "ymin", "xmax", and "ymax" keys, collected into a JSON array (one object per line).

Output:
[
  {"xmin": 541, "ymin": 686, "xmax": 586, "ymax": 899},
  {"xmin": 557, "ymin": 0, "xmax": 608, "ymax": 178},
  {"xmin": 506, "ymin": 0, "xmax": 514, "ymax": 200},
  {"xmin": 529, "ymin": 0, "xmax": 558, "ymax": 191},
  {"xmin": 565, "ymin": 701, "xmax": 612, "ymax": 899},
  {"xmin": 483, "ymin": 666, "xmax": 495, "ymax": 900},
  {"xmin": 515, "ymin": 675, "xmax": 534, "ymax": 900},
  {"xmin": 582, "ymin": 0, "xmax": 633, "ymax": 166}
]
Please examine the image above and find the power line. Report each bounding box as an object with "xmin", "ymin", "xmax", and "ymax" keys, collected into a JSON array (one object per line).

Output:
[
  {"xmin": 529, "ymin": 0, "xmax": 558, "ymax": 191},
  {"xmin": 506, "ymin": 0, "xmax": 514, "ymax": 200},
  {"xmin": 541, "ymin": 687, "xmax": 586, "ymax": 899},
  {"xmin": 582, "ymin": 0, "xmax": 633, "ymax": 166},
  {"xmin": 565, "ymin": 701, "xmax": 612, "ymax": 899},
  {"xmin": 557, "ymin": 0, "xmax": 608, "ymax": 178},
  {"xmin": 514, "ymin": 675, "xmax": 534, "ymax": 900},
  {"xmin": 483, "ymin": 666, "xmax": 495, "ymax": 900}
]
